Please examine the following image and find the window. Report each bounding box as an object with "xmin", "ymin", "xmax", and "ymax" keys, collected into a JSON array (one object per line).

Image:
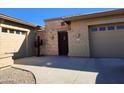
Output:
[
  {"xmin": 61, "ymin": 22, "xmax": 65, "ymax": 26},
  {"xmin": 16, "ymin": 31, "xmax": 20, "ymax": 34},
  {"xmin": 116, "ymin": 25, "xmax": 124, "ymax": 30},
  {"xmin": 108, "ymin": 26, "xmax": 115, "ymax": 30},
  {"xmin": 10, "ymin": 29, "xmax": 15, "ymax": 33},
  {"xmin": 1, "ymin": 28, "xmax": 26, "ymax": 35},
  {"xmin": 2, "ymin": 28, "xmax": 8, "ymax": 33},
  {"xmin": 21, "ymin": 31, "xmax": 26, "ymax": 35},
  {"xmin": 99, "ymin": 27, "xmax": 106, "ymax": 31},
  {"xmin": 90, "ymin": 27, "xmax": 97, "ymax": 32}
]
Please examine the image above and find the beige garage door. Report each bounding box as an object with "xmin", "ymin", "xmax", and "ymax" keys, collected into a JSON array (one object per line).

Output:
[
  {"xmin": 0, "ymin": 28, "xmax": 27, "ymax": 59},
  {"xmin": 89, "ymin": 24, "xmax": 124, "ymax": 58}
]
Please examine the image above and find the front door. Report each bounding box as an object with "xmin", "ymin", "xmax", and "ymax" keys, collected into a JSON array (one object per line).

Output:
[{"xmin": 58, "ymin": 31, "xmax": 68, "ymax": 55}]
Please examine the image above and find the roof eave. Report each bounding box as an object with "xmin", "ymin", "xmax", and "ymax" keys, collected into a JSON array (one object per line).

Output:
[
  {"xmin": 0, "ymin": 14, "xmax": 37, "ymax": 28},
  {"xmin": 63, "ymin": 9, "xmax": 124, "ymax": 21}
]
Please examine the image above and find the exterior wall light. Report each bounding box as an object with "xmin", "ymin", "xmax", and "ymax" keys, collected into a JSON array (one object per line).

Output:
[
  {"xmin": 51, "ymin": 35, "xmax": 54, "ymax": 40},
  {"xmin": 76, "ymin": 33, "xmax": 81, "ymax": 41}
]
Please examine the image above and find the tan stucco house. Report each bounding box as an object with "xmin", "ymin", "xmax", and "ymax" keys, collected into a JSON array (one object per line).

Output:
[
  {"xmin": 0, "ymin": 14, "xmax": 39, "ymax": 67},
  {"xmin": 1, "ymin": 9, "xmax": 124, "ymax": 68},
  {"xmin": 37, "ymin": 9, "xmax": 124, "ymax": 58}
]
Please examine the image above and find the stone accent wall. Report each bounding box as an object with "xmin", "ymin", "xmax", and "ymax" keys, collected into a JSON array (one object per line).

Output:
[
  {"xmin": 45, "ymin": 30, "xmax": 58, "ymax": 55},
  {"xmin": 37, "ymin": 30, "xmax": 58, "ymax": 56},
  {"xmin": 37, "ymin": 19, "xmax": 68, "ymax": 56}
]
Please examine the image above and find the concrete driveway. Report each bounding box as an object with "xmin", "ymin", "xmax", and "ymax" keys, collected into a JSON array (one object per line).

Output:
[{"xmin": 14, "ymin": 56, "xmax": 124, "ymax": 84}]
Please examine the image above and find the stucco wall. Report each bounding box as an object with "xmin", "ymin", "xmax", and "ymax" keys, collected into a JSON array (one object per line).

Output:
[
  {"xmin": 45, "ymin": 19, "xmax": 65, "ymax": 30},
  {"xmin": 68, "ymin": 20, "xmax": 90, "ymax": 57},
  {"xmin": 0, "ymin": 54, "xmax": 14, "ymax": 68},
  {"xmin": 86, "ymin": 14, "xmax": 124, "ymax": 25}
]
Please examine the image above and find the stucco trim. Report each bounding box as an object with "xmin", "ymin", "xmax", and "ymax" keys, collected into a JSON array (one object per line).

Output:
[{"xmin": 0, "ymin": 24, "xmax": 30, "ymax": 32}]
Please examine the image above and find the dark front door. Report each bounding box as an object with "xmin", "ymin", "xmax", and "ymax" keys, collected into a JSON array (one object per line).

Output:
[{"xmin": 58, "ymin": 31, "xmax": 68, "ymax": 55}]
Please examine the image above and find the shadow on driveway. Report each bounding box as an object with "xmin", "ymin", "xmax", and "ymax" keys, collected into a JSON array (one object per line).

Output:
[{"xmin": 15, "ymin": 56, "xmax": 124, "ymax": 84}]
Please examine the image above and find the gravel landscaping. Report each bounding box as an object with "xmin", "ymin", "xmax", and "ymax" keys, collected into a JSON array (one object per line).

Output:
[{"xmin": 0, "ymin": 67, "xmax": 36, "ymax": 84}]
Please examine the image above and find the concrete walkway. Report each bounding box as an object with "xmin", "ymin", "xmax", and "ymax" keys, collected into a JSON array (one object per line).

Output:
[{"xmin": 14, "ymin": 56, "xmax": 124, "ymax": 84}]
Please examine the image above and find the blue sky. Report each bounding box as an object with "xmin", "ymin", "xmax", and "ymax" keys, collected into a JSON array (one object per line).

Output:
[{"xmin": 0, "ymin": 8, "xmax": 116, "ymax": 26}]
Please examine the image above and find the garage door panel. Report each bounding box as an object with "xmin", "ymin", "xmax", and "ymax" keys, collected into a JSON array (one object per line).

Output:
[
  {"xmin": 90, "ymin": 25, "xmax": 124, "ymax": 58},
  {"xmin": 0, "ymin": 31, "xmax": 27, "ymax": 59}
]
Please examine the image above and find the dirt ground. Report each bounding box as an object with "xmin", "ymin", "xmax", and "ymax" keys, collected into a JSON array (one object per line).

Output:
[{"xmin": 0, "ymin": 67, "xmax": 36, "ymax": 84}]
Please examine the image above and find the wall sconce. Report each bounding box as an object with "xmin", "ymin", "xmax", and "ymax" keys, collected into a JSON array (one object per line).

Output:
[
  {"xmin": 76, "ymin": 33, "xmax": 81, "ymax": 41},
  {"xmin": 51, "ymin": 35, "xmax": 54, "ymax": 40}
]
